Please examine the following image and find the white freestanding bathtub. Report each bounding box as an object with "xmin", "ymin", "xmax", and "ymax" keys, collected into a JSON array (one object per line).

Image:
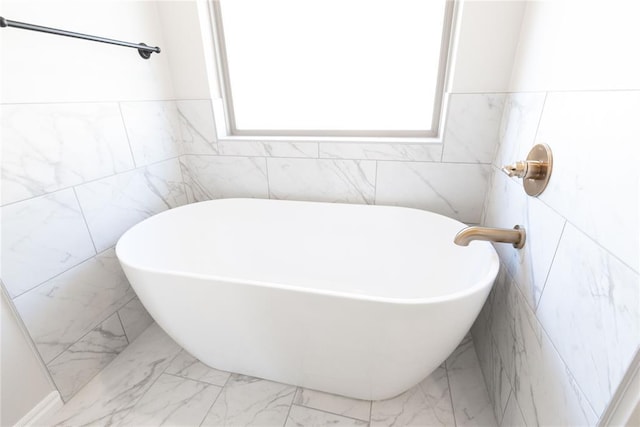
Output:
[{"xmin": 116, "ymin": 198, "xmax": 498, "ymax": 400}]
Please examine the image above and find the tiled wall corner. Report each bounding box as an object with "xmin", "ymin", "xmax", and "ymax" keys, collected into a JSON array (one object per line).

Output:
[
  {"xmin": 1, "ymin": 100, "xmax": 187, "ymax": 402},
  {"xmin": 473, "ymin": 90, "xmax": 640, "ymax": 425}
]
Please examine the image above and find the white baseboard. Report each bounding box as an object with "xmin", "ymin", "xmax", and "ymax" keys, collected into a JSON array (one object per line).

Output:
[{"xmin": 14, "ymin": 391, "xmax": 63, "ymax": 427}]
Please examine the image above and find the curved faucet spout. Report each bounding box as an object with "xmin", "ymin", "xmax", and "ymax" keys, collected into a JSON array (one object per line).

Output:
[{"xmin": 454, "ymin": 225, "xmax": 525, "ymax": 249}]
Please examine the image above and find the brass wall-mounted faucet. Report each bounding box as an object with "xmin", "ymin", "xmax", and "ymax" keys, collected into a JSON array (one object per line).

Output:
[
  {"xmin": 454, "ymin": 225, "xmax": 526, "ymax": 249},
  {"xmin": 502, "ymin": 144, "xmax": 553, "ymax": 197}
]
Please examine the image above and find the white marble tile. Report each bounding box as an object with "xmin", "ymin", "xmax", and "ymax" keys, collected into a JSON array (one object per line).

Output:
[
  {"xmin": 446, "ymin": 337, "xmax": 498, "ymax": 426},
  {"xmin": 117, "ymin": 297, "xmax": 154, "ymax": 344},
  {"xmin": 165, "ymin": 349, "xmax": 231, "ymax": 387},
  {"xmin": 219, "ymin": 140, "xmax": 318, "ymax": 158},
  {"xmin": 371, "ymin": 366, "xmax": 454, "ymax": 427},
  {"xmin": 471, "ymin": 321, "xmax": 511, "ymax": 426},
  {"xmin": 536, "ymin": 91, "xmax": 640, "ymax": 271},
  {"xmin": 48, "ymin": 313, "xmax": 128, "ymax": 402},
  {"xmin": 1, "ymin": 189, "xmax": 96, "ymax": 297},
  {"xmin": 537, "ymin": 223, "xmax": 640, "ymax": 415},
  {"xmin": 319, "ymin": 142, "xmax": 442, "ymax": 161},
  {"xmin": 118, "ymin": 373, "xmax": 222, "ymax": 426},
  {"xmin": 285, "ymin": 405, "xmax": 368, "ymax": 427},
  {"xmin": 120, "ymin": 101, "xmax": 183, "ymax": 166},
  {"xmin": 503, "ymin": 278, "xmax": 599, "ymax": 426},
  {"xmin": 293, "ymin": 388, "xmax": 371, "ymax": 422},
  {"xmin": 177, "ymin": 99, "xmax": 219, "ymax": 155},
  {"xmin": 180, "ymin": 155, "xmax": 269, "ymax": 201},
  {"xmin": 51, "ymin": 323, "xmax": 181, "ymax": 426},
  {"xmin": 201, "ymin": 374, "xmax": 296, "ymax": 426},
  {"xmin": 482, "ymin": 167, "xmax": 565, "ymax": 309},
  {"xmin": 494, "ymin": 92, "xmax": 546, "ymax": 169},
  {"xmin": 442, "ymin": 93, "xmax": 506, "ymax": 164},
  {"xmin": 268, "ymin": 158, "xmax": 376, "ymax": 204},
  {"xmin": 75, "ymin": 158, "xmax": 187, "ymax": 251},
  {"xmin": 375, "ymin": 161, "xmax": 491, "ymax": 223},
  {"xmin": 1, "ymin": 103, "xmax": 134, "ymax": 205},
  {"xmin": 500, "ymin": 393, "xmax": 526, "ymax": 427},
  {"xmin": 13, "ymin": 248, "xmax": 133, "ymax": 363}
]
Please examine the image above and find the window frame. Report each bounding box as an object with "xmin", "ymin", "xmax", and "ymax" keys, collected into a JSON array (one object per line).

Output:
[{"xmin": 209, "ymin": 0, "xmax": 456, "ymax": 140}]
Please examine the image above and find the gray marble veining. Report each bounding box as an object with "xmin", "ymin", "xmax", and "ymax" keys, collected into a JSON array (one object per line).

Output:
[
  {"xmin": 371, "ymin": 366, "xmax": 455, "ymax": 427},
  {"xmin": 51, "ymin": 323, "xmax": 181, "ymax": 426},
  {"xmin": 1, "ymin": 189, "xmax": 96, "ymax": 298},
  {"xmin": 177, "ymin": 99, "xmax": 219, "ymax": 156},
  {"xmin": 218, "ymin": 140, "xmax": 318, "ymax": 158},
  {"xmin": 200, "ymin": 374, "xmax": 296, "ymax": 426},
  {"xmin": 537, "ymin": 223, "xmax": 640, "ymax": 415},
  {"xmin": 48, "ymin": 313, "xmax": 128, "ymax": 401},
  {"xmin": 13, "ymin": 248, "xmax": 133, "ymax": 363},
  {"xmin": 267, "ymin": 158, "xmax": 376, "ymax": 204},
  {"xmin": 446, "ymin": 337, "xmax": 498, "ymax": 426},
  {"xmin": 117, "ymin": 373, "xmax": 222, "ymax": 426},
  {"xmin": 375, "ymin": 161, "xmax": 491, "ymax": 223},
  {"xmin": 319, "ymin": 142, "xmax": 442, "ymax": 162},
  {"xmin": 75, "ymin": 158, "xmax": 187, "ymax": 251},
  {"xmin": 119, "ymin": 101, "xmax": 183, "ymax": 166},
  {"xmin": 1, "ymin": 103, "xmax": 134, "ymax": 206},
  {"xmin": 117, "ymin": 297, "xmax": 154, "ymax": 344},
  {"xmin": 180, "ymin": 154, "xmax": 269, "ymax": 201},
  {"xmin": 442, "ymin": 93, "xmax": 506, "ymax": 164}
]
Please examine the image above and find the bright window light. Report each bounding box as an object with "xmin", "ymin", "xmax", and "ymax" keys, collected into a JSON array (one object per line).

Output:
[{"xmin": 216, "ymin": 0, "xmax": 450, "ymax": 136}]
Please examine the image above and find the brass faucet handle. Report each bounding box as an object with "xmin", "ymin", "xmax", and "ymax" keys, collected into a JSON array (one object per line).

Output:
[
  {"xmin": 500, "ymin": 144, "xmax": 553, "ymax": 197},
  {"xmin": 501, "ymin": 161, "xmax": 528, "ymax": 178}
]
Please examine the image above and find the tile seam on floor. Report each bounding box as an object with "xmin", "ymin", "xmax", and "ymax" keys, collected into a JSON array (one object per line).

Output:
[{"xmin": 294, "ymin": 401, "xmax": 371, "ymax": 423}]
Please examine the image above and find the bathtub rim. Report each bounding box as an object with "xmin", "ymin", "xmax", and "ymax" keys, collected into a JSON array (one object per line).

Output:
[
  {"xmin": 117, "ymin": 256, "xmax": 498, "ymax": 306},
  {"xmin": 116, "ymin": 202, "xmax": 499, "ymax": 305}
]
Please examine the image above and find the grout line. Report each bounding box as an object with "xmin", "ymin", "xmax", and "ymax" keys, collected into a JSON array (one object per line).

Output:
[
  {"xmin": 373, "ymin": 160, "xmax": 379, "ymax": 205},
  {"xmin": 290, "ymin": 403, "xmax": 371, "ymax": 424},
  {"xmin": 10, "ymin": 253, "xmax": 94, "ymax": 300},
  {"xmin": 264, "ymin": 157, "xmax": 272, "ymax": 199},
  {"xmin": 72, "ymin": 187, "xmax": 99, "ymax": 255},
  {"xmin": 444, "ymin": 360, "xmax": 459, "ymax": 427},
  {"xmin": 199, "ymin": 373, "xmax": 235, "ymax": 427},
  {"xmin": 499, "ymin": 389, "xmax": 513, "ymax": 427},
  {"xmin": 534, "ymin": 220, "xmax": 567, "ymax": 311},
  {"xmin": 115, "ymin": 311, "xmax": 130, "ymax": 345},
  {"xmin": 117, "ymin": 102, "xmax": 138, "ymax": 169},
  {"xmin": 282, "ymin": 388, "xmax": 298, "ymax": 427}
]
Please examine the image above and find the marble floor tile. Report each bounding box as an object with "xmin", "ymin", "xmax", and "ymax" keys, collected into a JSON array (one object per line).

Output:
[
  {"xmin": 294, "ymin": 387, "xmax": 371, "ymax": 421},
  {"xmin": 499, "ymin": 392, "xmax": 526, "ymax": 427},
  {"xmin": 117, "ymin": 297, "xmax": 154, "ymax": 343},
  {"xmin": 165, "ymin": 349, "xmax": 231, "ymax": 387},
  {"xmin": 446, "ymin": 338, "xmax": 498, "ymax": 427},
  {"xmin": 371, "ymin": 366, "xmax": 454, "ymax": 427},
  {"xmin": 50, "ymin": 323, "xmax": 181, "ymax": 426},
  {"xmin": 200, "ymin": 374, "xmax": 296, "ymax": 426},
  {"xmin": 285, "ymin": 405, "xmax": 368, "ymax": 427},
  {"xmin": 47, "ymin": 313, "xmax": 128, "ymax": 401},
  {"xmin": 51, "ymin": 322, "xmax": 499, "ymax": 427},
  {"xmin": 117, "ymin": 373, "xmax": 222, "ymax": 426}
]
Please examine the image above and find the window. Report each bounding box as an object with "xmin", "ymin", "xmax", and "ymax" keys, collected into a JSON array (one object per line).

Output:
[{"xmin": 212, "ymin": 0, "xmax": 453, "ymax": 138}]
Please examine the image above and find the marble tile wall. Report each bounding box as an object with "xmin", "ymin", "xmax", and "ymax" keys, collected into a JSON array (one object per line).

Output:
[
  {"xmin": 1, "ymin": 93, "xmax": 506, "ymax": 404},
  {"xmin": 472, "ymin": 90, "xmax": 640, "ymax": 425},
  {"xmin": 178, "ymin": 93, "xmax": 505, "ymax": 223},
  {"xmin": 1, "ymin": 100, "xmax": 183, "ymax": 401}
]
